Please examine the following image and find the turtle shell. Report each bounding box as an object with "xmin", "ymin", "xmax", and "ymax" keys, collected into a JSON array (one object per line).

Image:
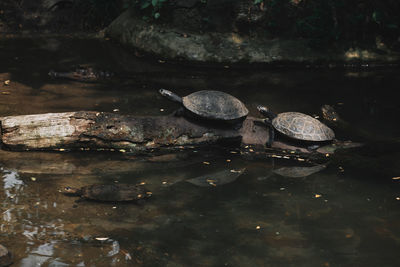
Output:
[
  {"xmin": 81, "ymin": 184, "xmax": 151, "ymax": 202},
  {"xmin": 272, "ymin": 112, "xmax": 335, "ymax": 141},
  {"xmin": 182, "ymin": 90, "xmax": 248, "ymax": 120}
]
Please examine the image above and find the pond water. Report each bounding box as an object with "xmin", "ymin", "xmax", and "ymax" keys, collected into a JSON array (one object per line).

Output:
[{"xmin": 0, "ymin": 37, "xmax": 400, "ymax": 267}]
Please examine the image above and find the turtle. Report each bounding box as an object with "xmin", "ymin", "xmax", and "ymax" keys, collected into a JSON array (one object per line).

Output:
[
  {"xmin": 257, "ymin": 105, "xmax": 335, "ymax": 149},
  {"xmin": 0, "ymin": 244, "xmax": 12, "ymax": 267},
  {"xmin": 63, "ymin": 184, "xmax": 152, "ymax": 202},
  {"xmin": 159, "ymin": 89, "xmax": 248, "ymax": 127}
]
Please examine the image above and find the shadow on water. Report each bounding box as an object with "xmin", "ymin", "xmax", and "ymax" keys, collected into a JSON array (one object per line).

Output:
[{"xmin": 0, "ymin": 37, "xmax": 400, "ymax": 266}]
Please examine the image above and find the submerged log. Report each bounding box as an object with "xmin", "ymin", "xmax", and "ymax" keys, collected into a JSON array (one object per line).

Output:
[{"xmin": 0, "ymin": 111, "xmax": 269, "ymax": 152}]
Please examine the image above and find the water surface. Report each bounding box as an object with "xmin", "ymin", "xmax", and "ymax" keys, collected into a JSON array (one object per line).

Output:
[{"xmin": 0, "ymin": 37, "xmax": 399, "ymax": 266}]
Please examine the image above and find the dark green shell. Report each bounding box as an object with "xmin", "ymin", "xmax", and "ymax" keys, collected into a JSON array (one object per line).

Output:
[
  {"xmin": 272, "ymin": 112, "xmax": 335, "ymax": 141},
  {"xmin": 182, "ymin": 90, "xmax": 248, "ymax": 120}
]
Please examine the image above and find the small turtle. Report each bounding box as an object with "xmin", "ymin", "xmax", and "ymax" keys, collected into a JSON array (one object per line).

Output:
[
  {"xmin": 63, "ymin": 184, "xmax": 152, "ymax": 202},
  {"xmin": 159, "ymin": 89, "xmax": 248, "ymax": 127},
  {"xmin": 0, "ymin": 244, "xmax": 12, "ymax": 267},
  {"xmin": 257, "ymin": 105, "xmax": 335, "ymax": 148}
]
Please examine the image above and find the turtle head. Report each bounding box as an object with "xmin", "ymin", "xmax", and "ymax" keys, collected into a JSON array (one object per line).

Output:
[
  {"xmin": 321, "ymin": 105, "xmax": 340, "ymax": 122},
  {"xmin": 63, "ymin": 186, "xmax": 80, "ymax": 195},
  {"xmin": 159, "ymin": 89, "xmax": 183, "ymax": 103},
  {"xmin": 257, "ymin": 105, "xmax": 276, "ymax": 119}
]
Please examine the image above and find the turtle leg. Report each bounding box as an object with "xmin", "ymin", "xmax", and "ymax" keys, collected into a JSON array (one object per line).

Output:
[
  {"xmin": 263, "ymin": 119, "xmax": 275, "ymax": 147},
  {"xmin": 173, "ymin": 107, "xmax": 185, "ymax": 117},
  {"xmin": 233, "ymin": 121, "xmax": 243, "ymax": 130},
  {"xmin": 307, "ymin": 144, "xmax": 320, "ymax": 151}
]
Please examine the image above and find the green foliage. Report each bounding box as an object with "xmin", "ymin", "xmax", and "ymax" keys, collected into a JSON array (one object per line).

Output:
[
  {"xmin": 259, "ymin": 0, "xmax": 400, "ymax": 47},
  {"xmin": 136, "ymin": 0, "xmax": 169, "ymax": 19}
]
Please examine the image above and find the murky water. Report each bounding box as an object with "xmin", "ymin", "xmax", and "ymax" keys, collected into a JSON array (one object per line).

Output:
[{"xmin": 1, "ymin": 37, "xmax": 400, "ymax": 266}]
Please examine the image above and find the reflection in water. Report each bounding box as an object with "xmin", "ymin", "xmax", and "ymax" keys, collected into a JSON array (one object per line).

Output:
[
  {"xmin": 2, "ymin": 168, "xmax": 24, "ymax": 198},
  {"xmin": 186, "ymin": 168, "xmax": 246, "ymax": 187},
  {"xmin": 0, "ymin": 37, "xmax": 399, "ymax": 266}
]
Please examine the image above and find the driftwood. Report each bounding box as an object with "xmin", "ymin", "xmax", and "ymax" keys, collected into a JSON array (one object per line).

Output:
[
  {"xmin": 0, "ymin": 111, "xmax": 269, "ymax": 152},
  {"xmin": 0, "ymin": 111, "xmax": 362, "ymax": 163}
]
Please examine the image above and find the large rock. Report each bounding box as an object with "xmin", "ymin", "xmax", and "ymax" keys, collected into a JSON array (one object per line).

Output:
[{"xmin": 106, "ymin": 8, "xmax": 400, "ymax": 64}]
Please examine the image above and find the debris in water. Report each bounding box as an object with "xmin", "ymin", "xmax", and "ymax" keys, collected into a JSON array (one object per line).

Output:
[
  {"xmin": 160, "ymin": 108, "xmax": 164, "ymax": 112},
  {"xmin": 31, "ymin": 177, "xmax": 36, "ymax": 181},
  {"xmin": 113, "ymin": 109, "xmax": 119, "ymax": 112},
  {"xmin": 256, "ymin": 226, "xmax": 261, "ymax": 230},
  {"xmin": 4, "ymin": 80, "xmax": 10, "ymax": 85},
  {"xmin": 392, "ymin": 177, "xmax": 400, "ymax": 180},
  {"xmin": 203, "ymin": 161, "xmax": 210, "ymax": 165},
  {"xmin": 120, "ymin": 249, "xmax": 132, "ymax": 260},
  {"xmin": 314, "ymin": 194, "xmax": 322, "ymax": 198},
  {"xmin": 119, "ymin": 149, "xmax": 126, "ymax": 153}
]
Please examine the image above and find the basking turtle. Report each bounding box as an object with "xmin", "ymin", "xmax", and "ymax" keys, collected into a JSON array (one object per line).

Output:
[
  {"xmin": 257, "ymin": 105, "xmax": 335, "ymax": 148},
  {"xmin": 0, "ymin": 244, "xmax": 12, "ymax": 267},
  {"xmin": 63, "ymin": 184, "xmax": 152, "ymax": 202},
  {"xmin": 159, "ymin": 89, "xmax": 248, "ymax": 127}
]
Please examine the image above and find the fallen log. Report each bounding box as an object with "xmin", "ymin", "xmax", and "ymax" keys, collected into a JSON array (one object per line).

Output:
[
  {"xmin": 0, "ymin": 111, "xmax": 268, "ymax": 152},
  {"xmin": 0, "ymin": 111, "xmax": 361, "ymax": 159}
]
